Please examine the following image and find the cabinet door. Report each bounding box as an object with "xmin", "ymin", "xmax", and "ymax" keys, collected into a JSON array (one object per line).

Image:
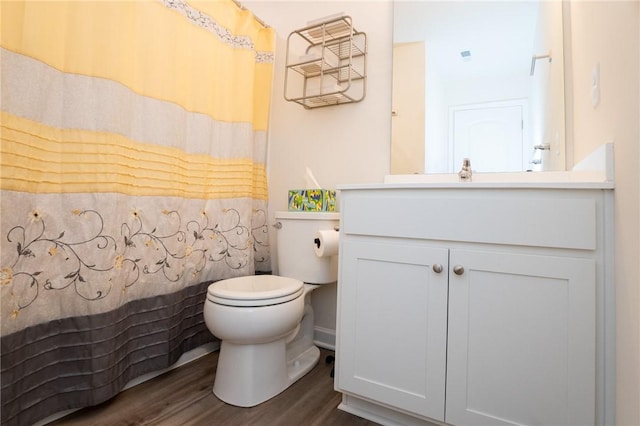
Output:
[
  {"xmin": 446, "ymin": 249, "xmax": 596, "ymax": 426},
  {"xmin": 337, "ymin": 239, "xmax": 449, "ymax": 420}
]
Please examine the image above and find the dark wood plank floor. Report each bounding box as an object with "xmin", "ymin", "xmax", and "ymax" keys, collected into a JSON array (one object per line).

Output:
[{"xmin": 51, "ymin": 348, "xmax": 379, "ymax": 426}]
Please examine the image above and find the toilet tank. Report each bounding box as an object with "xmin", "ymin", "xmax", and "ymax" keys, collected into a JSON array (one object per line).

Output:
[{"xmin": 274, "ymin": 211, "xmax": 339, "ymax": 284}]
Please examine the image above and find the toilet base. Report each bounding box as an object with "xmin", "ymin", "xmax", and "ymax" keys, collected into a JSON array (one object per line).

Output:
[
  {"xmin": 287, "ymin": 344, "xmax": 320, "ymax": 385},
  {"xmin": 212, "ymin": 339, "xmax": 320, "ymax": 407}
]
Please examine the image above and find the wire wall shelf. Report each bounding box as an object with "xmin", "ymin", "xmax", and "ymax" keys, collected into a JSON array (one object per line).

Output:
[{"xmin": 284, "ymin": 15, "xmax": 367, "ymax": 109}]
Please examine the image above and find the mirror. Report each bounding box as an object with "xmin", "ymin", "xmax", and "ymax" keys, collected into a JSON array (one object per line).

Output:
[{"xmin": 391, "ymin": 1, "xmax": 567, "ymax": 174}]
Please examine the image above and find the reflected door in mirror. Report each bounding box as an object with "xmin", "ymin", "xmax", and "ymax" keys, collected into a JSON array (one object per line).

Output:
[{"xmin": 451, "ymin": 102, "xmax": 526, "ymax": 172}]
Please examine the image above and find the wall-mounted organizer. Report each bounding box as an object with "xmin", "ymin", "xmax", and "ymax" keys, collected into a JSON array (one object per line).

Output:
[{"xmin": 284, "ymin": 15, "xmax": 367, "ymax": 109}]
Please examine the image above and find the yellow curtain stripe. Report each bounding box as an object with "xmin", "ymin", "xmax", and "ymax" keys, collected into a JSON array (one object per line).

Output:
[
  {"xmin": 0, "ymin": 112, "xmax": 268, "ymax": 200},
  {"xmin": 0, "ymin": 0, "xmax": 275, "ymax": 130}
]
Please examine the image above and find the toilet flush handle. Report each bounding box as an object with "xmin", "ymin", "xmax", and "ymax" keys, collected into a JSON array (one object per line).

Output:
[{"xmin": 273, "ymin": 221, "xmax": 282, "ymax": 229}]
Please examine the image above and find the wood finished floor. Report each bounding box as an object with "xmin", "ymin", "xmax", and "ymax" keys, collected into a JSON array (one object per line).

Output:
[{"xmin": 50, "ymin": 349, "xmax": 379, "ymax": 426}]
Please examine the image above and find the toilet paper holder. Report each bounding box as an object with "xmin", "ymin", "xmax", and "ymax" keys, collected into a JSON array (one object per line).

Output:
[
  {"xmin": 313, "ymin": 225, "xmax": 340, "ymax": 248},
  {"xmin": 314, "ymin": 226, "xmax": 339, "ymax": 248}
]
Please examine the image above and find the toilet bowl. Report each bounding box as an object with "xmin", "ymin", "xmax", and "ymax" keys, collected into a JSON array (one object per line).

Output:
[{"xmin": 203, "ymin": 211, "xmax": 339, "ymax": 407}]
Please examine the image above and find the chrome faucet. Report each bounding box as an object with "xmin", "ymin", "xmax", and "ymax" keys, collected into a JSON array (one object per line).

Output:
[{"xmin": 458, "ymin": 158, "xmax": 472, "ymax": 182}]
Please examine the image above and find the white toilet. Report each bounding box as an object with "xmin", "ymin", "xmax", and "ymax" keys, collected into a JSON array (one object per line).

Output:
[{"xmin": 203, "ymin": 211, "xmax": 339, "ymax": 407}]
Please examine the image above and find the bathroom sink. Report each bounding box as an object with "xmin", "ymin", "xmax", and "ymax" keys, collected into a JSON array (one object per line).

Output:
[
  {"xmin": 377, "ymin": 143, "xmax": 614, "ymax": 190},
  {"xmin": 383, "ymin": 170, "xmax": 607, "ymax": 184}
]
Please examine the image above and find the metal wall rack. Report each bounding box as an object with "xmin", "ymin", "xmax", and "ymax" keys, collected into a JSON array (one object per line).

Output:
[{"xmin": 284, "ymin": 15, "xmax": 367, "ymax": 109}]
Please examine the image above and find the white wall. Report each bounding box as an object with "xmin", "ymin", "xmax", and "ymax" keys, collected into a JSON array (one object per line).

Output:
[
  {"xmin": 569, "ymin": 2, "xmax": 640, "ymax": 424},
  {"xmin": 245, "ymin": 0, "xmax": 392, "ymax": 207},
  {"xmin": 424, "ymin": 43, "xmax": 448, "ymax": 173},
  {"xmin": 243, "ymin": 1, "xmax": 393, "ymax": 337}
]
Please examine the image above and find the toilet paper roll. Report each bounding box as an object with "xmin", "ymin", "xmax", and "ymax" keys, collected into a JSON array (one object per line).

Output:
[{"xmin": 313, "ymin": 230, "xmax": 339, "ymax": 257}]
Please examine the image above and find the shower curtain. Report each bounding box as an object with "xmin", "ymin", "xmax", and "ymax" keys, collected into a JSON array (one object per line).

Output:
[{"xmin": 0, "ymin": 1, "xmax": 274, "ymax": 424}]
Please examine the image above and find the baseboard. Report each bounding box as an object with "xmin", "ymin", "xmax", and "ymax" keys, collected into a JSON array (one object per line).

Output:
[
  {"xmin": 339, "ymin": 394, "xmax": 444, "ymax": 426},
  {"xmin": 313, "ymin": 325, "xmax": 336, "ymax": 350}
]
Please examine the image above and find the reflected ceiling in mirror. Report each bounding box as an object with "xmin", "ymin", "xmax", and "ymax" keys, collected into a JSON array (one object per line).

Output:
[{"xmin": 391, "ymin": 1, "xmax": 567, "ymax": 175}]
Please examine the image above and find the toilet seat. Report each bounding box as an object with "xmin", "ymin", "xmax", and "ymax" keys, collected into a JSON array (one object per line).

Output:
[{"xmin": 208, "ymin": 275, "xmax": 304, "ymax": 307}]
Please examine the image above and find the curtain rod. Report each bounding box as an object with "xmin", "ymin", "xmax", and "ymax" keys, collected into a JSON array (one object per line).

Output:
[{"xmin": 231, "ymin": 0, "xmax": 269, "ymax": 28}]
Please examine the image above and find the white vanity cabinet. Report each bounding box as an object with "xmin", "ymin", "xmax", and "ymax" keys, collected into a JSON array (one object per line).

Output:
[
  {"xmin": 335, "ymin": 185, "xmax": 614, "ymax": 426},
  {"xmin": 339, "ymin": 240, "xmax": 449, "ymax": 420}
]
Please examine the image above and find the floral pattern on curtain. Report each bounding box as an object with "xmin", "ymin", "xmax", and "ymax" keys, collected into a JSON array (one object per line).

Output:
[{"xmin": 0, "ymin": 1, "xmax": 274, "ymax": 424}]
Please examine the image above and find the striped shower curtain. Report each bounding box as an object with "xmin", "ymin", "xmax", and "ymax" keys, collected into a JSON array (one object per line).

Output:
[{"xmin": 0, "ymin": 1, "xmax": 274, "ymax": 424}]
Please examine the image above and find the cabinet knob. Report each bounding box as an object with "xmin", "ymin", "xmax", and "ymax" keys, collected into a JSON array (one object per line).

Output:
[
  {"xmin": 432, "ymin": 264, "xmax": 443, "ymax": 273},
  {"xmin": 453, "ymin": 265, "xmax": 465, "ymax": 275}
]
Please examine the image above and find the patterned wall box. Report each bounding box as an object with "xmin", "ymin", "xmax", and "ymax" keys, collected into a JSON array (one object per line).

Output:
[{"xmin": 288, "ymin": 189, "xmax": 336, "ymax": 212}]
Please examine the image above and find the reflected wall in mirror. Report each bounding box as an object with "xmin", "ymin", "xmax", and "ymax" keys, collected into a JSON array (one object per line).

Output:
[{"xmin": 391, "ymin": 1, "xmax": 567, "ymax": 174}]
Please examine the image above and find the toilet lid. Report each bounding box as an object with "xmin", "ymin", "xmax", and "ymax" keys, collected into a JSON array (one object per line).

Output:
[{"xmin": 207, "ymin": 275, "xmax": 304, "ymax": 307}]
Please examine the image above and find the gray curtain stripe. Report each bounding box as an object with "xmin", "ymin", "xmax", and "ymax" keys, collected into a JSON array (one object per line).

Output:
[{"xmin": 1, "ymin": 280, "xmax": 217, "ymax": 426}]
